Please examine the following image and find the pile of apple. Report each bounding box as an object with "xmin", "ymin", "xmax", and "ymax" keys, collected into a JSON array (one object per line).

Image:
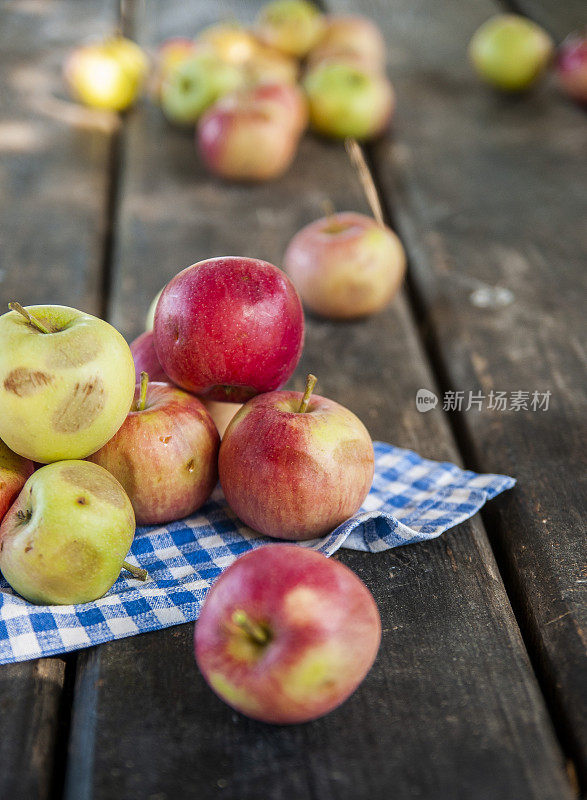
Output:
[
  {"xmin": 64, "ymin": 2, "xmax": 395, "ymax": 181},
  {"xmin": 0, "ymin": 256, "xmax": 382, "ymax": 722}
]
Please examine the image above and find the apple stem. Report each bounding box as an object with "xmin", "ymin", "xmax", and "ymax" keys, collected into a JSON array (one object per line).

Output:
[
  {"xmin": 232, "ymin": 610, "xmax": 270, "ymax": 645},
  {"xmin": 345, "ymin": 138, "xmax": 385, "ymax": 227},
  {"xmin": 122, "ymin": 561, "xmax": 148, "ymax": 581},
  {"xmin": 137, "ymin": 371, "xmax": 149, "ymax": 412},
  {"xmin": 298, "ymin": 373, "xmax": 317, "ymax": 413},
  {"xmin": 8, "ymin": 302, "xmax": 52, "ymax": 334}
]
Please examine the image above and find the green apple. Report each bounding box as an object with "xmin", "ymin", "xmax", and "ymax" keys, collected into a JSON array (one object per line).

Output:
[
  {"xmin": 256, "ymin": 0, "xmax": 325, "ymax": 58},
  {"xmin": 64, "ymin": 36, "xmax": 148, "ymax": 112},
  {"xmin": 304, "ymin": 61, "xmax": 394, "ymax": 140},
  {"xmin": 469, "ymin": 15, "xmax": 554, "ymax": 91},
  {"xmin": 0, "ymin": 304, "xmax": 135, "ymax": 463},
  {"xmin": 0, "ymin": 460, "xmax": 138, "ymax": 605},
  {"xmin": 161, "ymin": 53, "xmax": 243, "ymax": 125},
  {"xmin": 145, "ymin": 289, "xmax": 163, "ymax": 331}
]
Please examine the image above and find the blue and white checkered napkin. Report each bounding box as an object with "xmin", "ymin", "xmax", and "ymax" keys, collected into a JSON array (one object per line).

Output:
[{"xmin": 0, "ymin": 442, "xmax": 514, "ymax": 664}]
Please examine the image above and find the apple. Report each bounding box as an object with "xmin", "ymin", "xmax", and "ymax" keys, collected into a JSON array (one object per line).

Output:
[
  {"xmin": 145, "ymin": 289, "xmax": 163, "ymax": 331},
  {"xmin": 0, "ymin": 460, "xmax": 139, "ymax": 605},
  {"xmin": 283, "ymin": 211, "xmax": 406, "ymax": 319},
  {"xmin": 245, "ymin": 42, "xmax": 299, "ymax": 86},
  {"xmin": 0, "ymin": 439, "xmax": 34, "ymax": 523},
  {"xmin": 195, "ymin": 544, "xmax": 381, "ymax": 723},
  {"xmin": 197, "ymin": 84, "xmax": 303, "ymax": 181},
  {"xmin": 130, "ymin": 330, "xmax": 168, "ymax": 384},
  {"xmin": 303, "ymin": 61, "xmax": 394, "ymax": 140},
  {"xmin": 200, "ymin": 399, "xmax": 243, "ymax": 439},
  {"xmin": 153, "ymin": 257, "xmax": 304, "ymax": 402},
  {"xmin": 161, "ymin": 53, "xmax": 243, "ymax": 125},
  {"xmin": 0, "ymin": 303, "xmax": 135, "ymax": 463},
  {"xmin": 557, "ymin": 32, "xmax": 587, "ymax": 105},
  {"xmin": 246, "ymin": 82, "xmax": 308, "ymax": 133},
  {"xmin": 219, "ymin": 375, "xmax": 374, "ymax": 539},
  {"xmin": 198, "ymin": 23, "xmax": 259, "ymax": 66},
  {"xmin": 469, "ymin": 14, "xmax": 554, "ymax": 91},
  {"xmin": 153, "ymin": 37, "xmax": 201, "ymax": 98},
  {"xmin": 88, "ymin": 375, "xmax": 219, "ymax": 525},
  {"xmin": 64, "ymin": 36, "xmax": 148, "ymax": 111},
  {"xmin": 256, "ymin": 0, "xmax": 325, "ymax": 58},
  {"xmin": 308, "ymin": 15, "xmax": 386, "ymax": 72}
]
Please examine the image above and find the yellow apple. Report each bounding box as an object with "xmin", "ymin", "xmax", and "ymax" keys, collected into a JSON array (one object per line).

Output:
[{"xmin": 0, "ymin": 304, "xmax": 135, "ymax": 463}]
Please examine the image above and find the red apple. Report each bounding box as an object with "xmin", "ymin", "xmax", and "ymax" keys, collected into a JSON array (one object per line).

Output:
[
  {"xmin": 283, "ymin": 211, "xmax": 406, "ymax": 319},
  {"xmin": 308, "ymin": 15, "xmax": 386, "ymax": 72},
  {"xmin": 246, "ymin": 82, "xmax": 308, "ymax": 133},
  {"xmin": 218, "ymin": 376, "xmax": 374, "ymax": 539},
  {"xmin": 557, "ymin": 31, "xmax": 587, "ymax": 105},
  {"xmin": 195, "ymin": 544, "xmax": 381, "ymax": 724},
  {"xmin": 0, "ymin": 439, "xmax": 34, "ymax": 523},
  {"xmin": 153, "ymin": 257, "xmax": 304, "ymax": 402},
  {"xmin": 87, "ymin": 377, "xmax": 219, "ymax": 525},
  {"xmin": 197, "ymin": 87, "xmax": 301, "ymax": 181},
  {"xmin": 130, "ymin": 330, "xmax": 168, "ymax": 384}
]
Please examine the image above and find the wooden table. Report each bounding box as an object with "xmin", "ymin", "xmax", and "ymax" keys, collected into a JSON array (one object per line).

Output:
[{"xmin": 1, "ymin": 1, "xmax": 585, "ymax": 798}]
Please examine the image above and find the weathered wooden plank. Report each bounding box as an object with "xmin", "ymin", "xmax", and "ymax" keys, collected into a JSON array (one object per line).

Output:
[
  {"xmin": 65, "ymin": 1, "xmax": 574, "ymax": 798},
  {"xmin": 507, "ymin": 0, "xmax": 585, "ymax": 42},
  {"xmin": 0, "ymin": 1, "xmax": 117, "ymax": 797},
  {"xmin": 348, "ymin": 0, "xmax": 587, "ymax": 786}
]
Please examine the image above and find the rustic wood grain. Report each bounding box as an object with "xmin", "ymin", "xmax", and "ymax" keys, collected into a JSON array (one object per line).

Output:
[
  {"xmin": 64, "ymin": 2, "xmax": 575, "ymax": 799},
  {"xmin": 0, "ymin": 1, "xmax": 117, "ymax": 797},
  {"xmin": 345, "ymin": 0, "xmax": 587, "ymax": 786},
  {"xmin": 507, "ymin": 0, "xmax": 586, "ymax": 42}
]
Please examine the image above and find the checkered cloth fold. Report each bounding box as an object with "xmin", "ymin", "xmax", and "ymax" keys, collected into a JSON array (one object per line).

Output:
[{"xmin": 0, "ymin": 442, "xmax": 514, "ymax": 664}]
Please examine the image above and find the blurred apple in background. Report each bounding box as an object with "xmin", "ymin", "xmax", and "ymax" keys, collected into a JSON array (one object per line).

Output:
[
  {"xmin": 245, "ymin": 42, "xmax": 299, "ymax": 85},
  {"xmin": 219, "ymin": 375, "xmax": 374, "ymax": 540},
  {"xmin": 308, "ymin": 15, "xmax": 386, "ymax": 72},
  {"xmin": 284, "ymin": 211, "xmax": 405, "ymax": 319},
  {"xmin": 247, "ymin": 82, "xmax": 308, "ymax": 132},
  {"xmin": 153, "ymin": 37, "xmax": 200, "ymax": 97},
  {"xmin": 161, "ymin": 53, "xmax": 243, "ymax": 125},
  {"xmin": 0, "ymin": 440, "xmax": 34, "ymax": 523},
  {"xmin": 145, "ymin": 289, "xmax": 163, "ymax": 331},
  {"xmin": 153, "ymin": 257, "xmax": 304, "ymax": 402},
  {"xmin": 64, "ymin": 36, "xmax": 148, "ymax": 111},
  {"xmin": 130, "ymin": 330, "xmax": 168, "ymax": 384},
  {"xmin": 195, "ymin": 544, "xmax": 381, "ymax": 723},
  {"xmin": 200, "ymin": 400, "xmax": 243, "ymax": 439},
  {"xmin": 88, "ymin": 376, "xmax": 219, "ymax": 525},
  {"xmin": 469, "ymin": 14, "xmax": 554, "ymax": 91},
  {"xmin": 197, "ymin": 86, "xmax": 302, "ymax": 180},
  {"xmin": 304, "ymin": 62, "xmax": 394, "ymax": 140},
  {"xmin": 0, "ymin": 461, "xmax": 137, "ymax": 604},
  {"xmin": 198, "ymin": 23, "xmax": 259, "ymax": 66},
  {"xmin": 0, "ymin": 304, "xmax": 135, "ymax": 463},
  {"xmin": 256, "ymin": 0, "xmax": 324, "ymax": 58},
  {"xmin": 556, "ymin": 31, "xmax": 587, "ymax": 104}
]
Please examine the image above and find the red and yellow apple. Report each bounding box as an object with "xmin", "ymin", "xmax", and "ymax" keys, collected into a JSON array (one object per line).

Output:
[
  {"xmin": 64, "ymin": 36, "xmax": 148, "ymax": 111},
  {"xmin": 557, "ymin": 32, "xmax": 587, "ymax": 104},
  {"xmin": 245, "ymin": 43, "xmax": 299, "ymax": 86},
  {"xmin": 88, "ymin": 377, "xmax": 219, "ymax": 525},
  {"xmin": 256, "ymin": 0, "xmax": 325, "ymax": 58},
  {"xmin": 308, "ymin": 15, "xmax": 386, "ymax": 72},
  {"xmin": 195, "ymin": 544, "xmax": 381, "ymax": 723},
  {"xmin": 219, "ymin": 376, "xmax": 374, "ymax": 539},
  {"xmin": 130, "ymin": 330, "xmax": 168, "ymax": 384},
  {"xmin": 0, "ymin": 460, "xmax": 137, "ymax": 605},
  {"xmin": 303, "ymin": 61, "xmax": 394, "ymax": 140},
  {"xmin": 0, "ymin": 439, "xmax": 34, "ymax": 523},
  {"xmin": 0, "ymin": 304, "xmax": 135, "ymax": 463},
  {"xmin": 197, "ymin": 86, "xmax": 302, "ymax": 181},
  {"xmin": 284, "ymin": 211, "xmax": 406, "ymax": 319},
  {"xmin": 153, "ymin": 257, "xmax": 304, "ymax": 402},
  {"xmin": 198, "ymin": 23, "xmax": 259, "ymax": 66},
  {"xmin": 469, "ymin": 14, "xmax": 554, "ymax": 91}
]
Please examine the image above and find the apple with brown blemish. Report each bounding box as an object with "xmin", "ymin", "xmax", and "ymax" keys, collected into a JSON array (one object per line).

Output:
[
  {"xmin": 0, "ymin": 304, "xmax": 135, "ymax": 463},
  {"xmin": 88, "ymin": 374, "xmax": 219, "ymax": 525},
  {"xmin": 0, "ymin": 439, "xmax": 34, "ymax": 523},
  {"xmin": 219, "ymin": 375, "xmax": 374, "ymax": 540},
  {"xmin": 283, "ymin": 211, "xmax": 406, "ymax": 319},
  {"xmin": 0, "ymin": 460, "xmax": 142, "ymax": 605},
  {"xmin": 153, "ymin": 257, "xmax": 304, "ymax": 402},
  {"xmin": 195, "ymin": 544, "xmax": 381, "ymax": 723}
]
